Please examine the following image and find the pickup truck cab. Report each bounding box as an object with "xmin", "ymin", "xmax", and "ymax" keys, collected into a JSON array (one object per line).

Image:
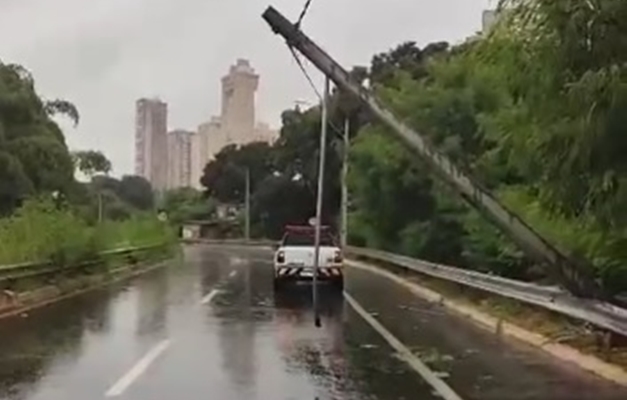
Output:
[{"xmin": 273, "ymin": 225, "xmax": 343, "ymax": 290}]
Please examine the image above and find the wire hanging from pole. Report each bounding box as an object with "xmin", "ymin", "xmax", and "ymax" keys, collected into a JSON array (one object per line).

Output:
[
  {"xmin": 287, "ymin": 45, "xmax": 346, "ymax": 140},
  {"xmin": 295, "ymin": 0, "xmax": 314, "ymax": 29}
]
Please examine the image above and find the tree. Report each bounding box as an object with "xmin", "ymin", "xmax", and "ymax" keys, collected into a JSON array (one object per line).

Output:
[
  {"xmin": 0, "ymin": 152, "xmax": 33, "ymax": 215},
  {"xmin": 251, "ymin": 174, "xmax": 314, "ymax": 239},
  {"xmin": 72, "ymin": 150, "xmax": 111, "ymax": 178},
  {"xmin": 201, "ymin": 142, "xmax": 275, "ymax": 204},
  {"xmin": 72, "ymin": 150, "xmax": 113, "ymax": 222},
  {"xmin": 161, "ymin": 187, "xmax": 215, "ymax": 225},
  {"xmin": 0, "ymin": 61, "xmax": 77, "ymax": 214},
  {"xmin": 44, "ymin": 99, "xmax": 80, "ymax": 127},
  {"xmin": 117, "ymin": 175, "xmax": 154, "ymax": 211},
  {"xmin": 342, "ymin": 1, "xmax": 627, "ymax": 292}
]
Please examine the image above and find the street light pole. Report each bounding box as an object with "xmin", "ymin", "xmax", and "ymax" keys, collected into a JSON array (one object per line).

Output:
[
  {"xmin": 313, "ymin": 76, "xmax": 330, "ymax": 328},
  {"xmin": 97, "ymin": 192, "xmax": 103, "ymax": 223},
  {"xmin": 245, "ymin": 167, "xmax": 251, "ymax": 241},
  {"xmin": 341, "ymin": 117, "xmax": 349, "ymax": 249}
]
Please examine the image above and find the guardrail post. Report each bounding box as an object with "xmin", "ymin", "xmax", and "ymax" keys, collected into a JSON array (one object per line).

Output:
[
  {"xmin": 1, "ymin": 290, "xmax": 17, "ymax": 309},
  {"xmin": 602, "ymin": 331, "xmax": 612, "ymax": 359},
  {"xmin": 496, "ymin": 317, "xmax": 504, "ymax": 337}
]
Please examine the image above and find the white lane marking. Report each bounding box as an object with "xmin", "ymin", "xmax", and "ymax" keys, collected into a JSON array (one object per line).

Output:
[
  {"xmin": 200, "ymin": 288, "xmax": 221, "ymax": 305},
  {"xmin": 344, "ymin": 292, "xmax": 463, "ymax": 400},
  {"xmin": 229, "ymin": 270, "xmax": 238, "ymax": 278},
  {"xmin": 105, "ymin": 339, "xmax": 171, "ymax": 397}
]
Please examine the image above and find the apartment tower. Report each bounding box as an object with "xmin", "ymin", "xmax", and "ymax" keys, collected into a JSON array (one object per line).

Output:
[
  {"xmin": 167, "ymin": 130, "xmax": 193, "ymax": 189},
  {"xmin": 221, "ymin": 59, "xmax": 259, "ymax": 145},
  {"xmin": 135, "ymin": 98, "xmax": 168, "ymax": 191}
]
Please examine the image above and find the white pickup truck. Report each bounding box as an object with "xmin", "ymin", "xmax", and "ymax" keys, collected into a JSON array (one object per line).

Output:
[{"xmin": 273, "ymin": 225, "xmax": 344, "ymax": 290}]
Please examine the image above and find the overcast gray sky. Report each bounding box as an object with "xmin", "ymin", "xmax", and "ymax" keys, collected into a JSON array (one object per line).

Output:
[{"xmin": 0, "ymin": 0, "xmax": 492, "ymax": 176}]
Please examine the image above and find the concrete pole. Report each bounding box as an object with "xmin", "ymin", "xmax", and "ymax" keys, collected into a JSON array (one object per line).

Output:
[
  {"xmin": 97, "ymin": 192, "xmax": 103, "ymax": 223},
  {"xmin": 341, "ymin": 117, "xmax": 349, "ymax": 249},
  {"xmin": 313, "ymin": 76, "xmax": 330, "ymax": 328},
  {"xmin": 245, "ymin": 167, "xmax": 251, "ymax": 241}
]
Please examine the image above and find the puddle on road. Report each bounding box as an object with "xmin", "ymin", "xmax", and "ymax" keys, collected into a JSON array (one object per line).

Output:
[{"xmin": 228, "ymin": 256, "xmax": 249, "ymax": 266}]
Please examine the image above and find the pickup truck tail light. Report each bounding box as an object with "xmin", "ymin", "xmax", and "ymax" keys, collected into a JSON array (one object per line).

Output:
[
  {"xmin": 276, "ymin": 251, "xmax": 285, "ymax": 264},
  {"xmin": 334, "ymin": 250, "xmax": 343, "ymax": 263}
]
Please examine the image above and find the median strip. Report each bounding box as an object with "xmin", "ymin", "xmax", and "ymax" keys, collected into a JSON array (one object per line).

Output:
[{"xmin": 200, "ymin": 288, "xmax": 222, "ymax": 305}]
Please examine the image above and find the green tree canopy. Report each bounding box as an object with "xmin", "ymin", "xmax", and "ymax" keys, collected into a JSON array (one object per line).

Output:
[
  {"xmin": 0, "ymin": 62, "xmax": 77, "ymax": 215},
  {"xmin": 73, "ymin": 150, "xmax": 112, "ymax": 178}
]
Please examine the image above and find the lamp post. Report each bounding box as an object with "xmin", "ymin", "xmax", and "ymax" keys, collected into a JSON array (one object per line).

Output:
[{"xmin": 245, "ymin": 167, "xmax": 250, "ymax": 241}]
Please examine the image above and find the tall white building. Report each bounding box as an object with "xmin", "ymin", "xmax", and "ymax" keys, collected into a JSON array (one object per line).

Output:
[
  {"xmin": 135, "ymin": 98, "xmax": 168, "ymax": 191},
  {"xmin": 190, "ymin": 59, "xmax": 278, "ymax": 189},
  {"xmin": 191, "ymin": 117, "xmax": 224, "ymax": 189},
  {"xmin": 482, "ymin": 10, "xmax": 498, "ymax": 33},
  {"xmin": 221, "ymin": 59, "xmax": 259, "ymax": 145},
  {"xmin": 167, "ymin": 130, "xmax": 193, "ymax": 189}
]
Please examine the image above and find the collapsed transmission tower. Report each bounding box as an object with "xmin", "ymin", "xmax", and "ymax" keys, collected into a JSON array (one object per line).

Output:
[{"xmin": 262, "ymin": 6, "xmax": 606, "ymax": 301}]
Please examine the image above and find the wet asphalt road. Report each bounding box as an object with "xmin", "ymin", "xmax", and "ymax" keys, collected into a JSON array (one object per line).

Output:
[{"xmin": 0, "ymin": 245, "xmax": 626, "ymax": 400}]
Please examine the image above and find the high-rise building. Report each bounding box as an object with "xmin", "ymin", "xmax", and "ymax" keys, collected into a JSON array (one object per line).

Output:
[
  {"xmin": 135, "ymin": 98, "xmax": 168, "ymax": 190},
  {"xmin": 221, "ymin": 59, "xmax": 259, "ymax": 144},
  {"xmin": 189, "ymin": 59, "xmax": 278, "ymax": 190},
  {"xmin": 482, "ymin": 10, "xmax": 498, "ymax": 33},
  {"xmin": 167, "ymin": 130, "xmax": 193, "ymax": 189},
  {"xmin": 191, "ymin": 117, "xmax": 224, "ymax": 189}
]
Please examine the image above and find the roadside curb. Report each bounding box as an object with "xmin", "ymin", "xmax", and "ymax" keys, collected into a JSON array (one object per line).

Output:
[
  {"xmin": 346, "ymin": 259, "xmax": 627, "ymax": 386},
  {"xmin": 0, "ymin": 259, "xmax": 170, "ymax": 321}
]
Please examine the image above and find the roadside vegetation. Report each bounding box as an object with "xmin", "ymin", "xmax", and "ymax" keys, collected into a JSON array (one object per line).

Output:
[
  {"xmin": 160, "ymin": 187, "xmax": 215, "ymax": 226},
  {"xmin": 200, "ymin": 0, "xmax": 627, "ymax": 294},
  {"xmin": 0, "ymin": 198, "xmax": 173, "ymax": 266},
  {"xmin": 0, "ymin": 60, "xmax": 174, "ymax": 269}
]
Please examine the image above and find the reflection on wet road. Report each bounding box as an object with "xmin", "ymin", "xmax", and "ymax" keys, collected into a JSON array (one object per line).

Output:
[{"xmin": 0, "ymin": 244, "xmax": 626, "ymax": 399}]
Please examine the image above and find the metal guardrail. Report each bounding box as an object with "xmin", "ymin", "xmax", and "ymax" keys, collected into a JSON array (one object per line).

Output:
[
  {"xmin": 181, "ymin": 238, "xmax": 277, "ymax": 247},
  {"xmin": 0, "ymin": 243, "xmax": 166, "ymax": 284},
  {"xmin": 346, "ymin": 246, "xmax": 627, "ymax": 337}
]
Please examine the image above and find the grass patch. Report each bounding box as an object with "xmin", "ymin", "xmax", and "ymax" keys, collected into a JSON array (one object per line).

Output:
[{"xmin": 0, "ymin": 198, "xmax": 175, "ymax": 267}]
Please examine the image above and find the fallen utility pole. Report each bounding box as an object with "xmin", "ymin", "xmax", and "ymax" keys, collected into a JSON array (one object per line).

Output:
[{"xmin": 262, "ymin": 6, "xmax": 604, "ymax": 300}]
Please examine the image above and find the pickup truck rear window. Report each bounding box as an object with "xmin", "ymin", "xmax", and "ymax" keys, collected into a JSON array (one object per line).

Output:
[{"xmin": 282, "ymin": 232, "xmax": 336, "ymax": 247}]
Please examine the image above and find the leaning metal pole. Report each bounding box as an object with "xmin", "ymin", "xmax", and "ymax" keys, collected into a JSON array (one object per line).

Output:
[
  {"xmin": 262, "ymin": 6, "xmax": 603, "ymax": 300},
  {"xmin": 313, "ymin": 77, "xmax": 330, "ymax": 328}
]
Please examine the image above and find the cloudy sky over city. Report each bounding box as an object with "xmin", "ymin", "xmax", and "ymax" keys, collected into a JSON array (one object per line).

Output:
[{"xmin": 0, "ymin": 0, "xmax": 493, "ymax": 176}]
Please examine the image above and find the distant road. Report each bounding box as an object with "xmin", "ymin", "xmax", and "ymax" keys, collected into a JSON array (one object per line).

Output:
[{"xmin": 0, "ymin": 244, "xmax": 625, "ymax": 399}]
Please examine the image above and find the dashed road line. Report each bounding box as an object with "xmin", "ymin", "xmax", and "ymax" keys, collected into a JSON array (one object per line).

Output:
[
  {"xmin": 105, "ymin": 339, "xmax": 171, "ymax": 397},
  {"xmin": 200, "ymin": 288, "xmax": 222, "ymax": 305},
  {"xmin": 229, "ymin": 270, "xmax": 238, "ymax": 278},
  {"xmin": 344, "ymin": 292, "xmax": 463, "ymax": 400}
]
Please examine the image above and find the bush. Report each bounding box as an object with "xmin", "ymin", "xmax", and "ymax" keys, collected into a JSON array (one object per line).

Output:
[
  {"xmin": 0, "ymin": 198, "xmax": 174, "ymax": 267},
  {"xmin": 93, "ymin": 214, "xmax": 175, "ymax": 249},
  {"xmin": 0, "ymin": 198, "xmax": 95, "ymax": 265}
]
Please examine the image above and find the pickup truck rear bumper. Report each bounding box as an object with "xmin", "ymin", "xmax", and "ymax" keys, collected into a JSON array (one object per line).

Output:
[{"xmin": 274, "ymin": 265, "xmax": 343, "ymax": 280}]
